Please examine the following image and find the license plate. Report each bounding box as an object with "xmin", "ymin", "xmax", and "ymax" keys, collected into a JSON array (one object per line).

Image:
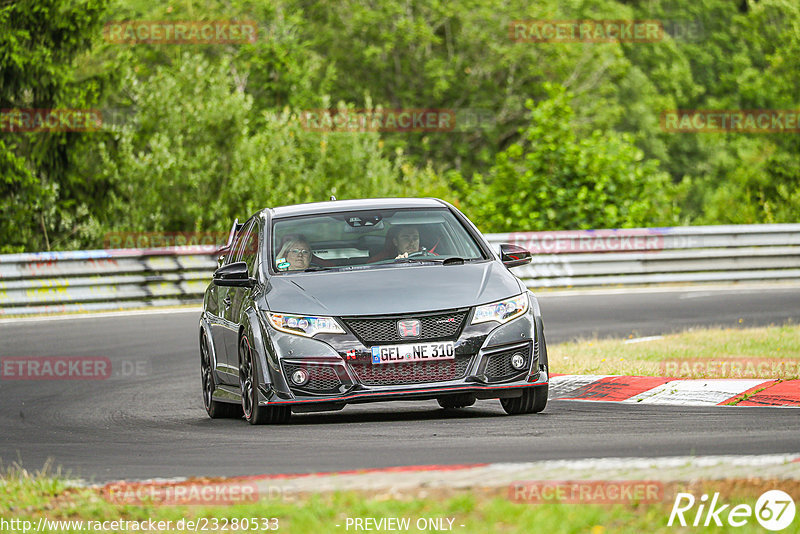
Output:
[{"xmin": 371, "ymin": 342, "xmax": 455, "ymax": 364}]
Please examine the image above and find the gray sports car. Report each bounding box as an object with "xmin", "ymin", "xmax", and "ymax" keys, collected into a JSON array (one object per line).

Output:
[{"xmin": 199, "ymin": 198, "xmax": 549, "ymax": 424}]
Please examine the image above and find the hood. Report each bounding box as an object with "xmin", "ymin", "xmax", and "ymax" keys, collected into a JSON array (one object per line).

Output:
[{"xmin": 263, "ymin": 261, "xmax": 523, "ymax": 316}]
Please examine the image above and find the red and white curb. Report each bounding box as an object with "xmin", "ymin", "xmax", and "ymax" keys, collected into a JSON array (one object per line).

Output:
[
  {"xmin": 550, "ymin": 375, "xmax": 800, "ymax": 406},
  {"xmin": 240, "ymin": 455, "xmax": 800, "ymax": 496},
  {"xmin": 99, "ymin": 455, "xmax": 800, "ymax": 498}
]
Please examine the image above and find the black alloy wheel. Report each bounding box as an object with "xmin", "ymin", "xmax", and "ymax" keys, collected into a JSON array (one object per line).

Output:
[
  {"xmin": 239, "ymin": 332, "xmax": 291, "ymax": 425},
  {"xmin": 201, "ymin": 332, "xmax": 242, "ymax": 419}
]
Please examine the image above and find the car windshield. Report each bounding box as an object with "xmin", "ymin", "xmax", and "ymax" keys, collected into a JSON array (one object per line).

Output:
[{"xmin": 269, "ymin": 208, "xmax": 486, "ymax": 273}]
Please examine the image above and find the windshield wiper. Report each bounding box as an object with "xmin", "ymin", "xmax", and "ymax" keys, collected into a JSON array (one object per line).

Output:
[
  {"xmin": 428, "ymin": 257, "xmax": 475, "ymax": 265},
  {"xmin": 392, "ymin": 256, "xmax": 474, "ymax": 265},
  {"xmin": 391, "ymin": 258, "xmax": 440, "ymax": 264}
]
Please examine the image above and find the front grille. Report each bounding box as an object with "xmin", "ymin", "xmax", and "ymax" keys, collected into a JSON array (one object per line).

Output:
[
  {"xmin": 350, "ymin": 356, "xmax": 472, "ymax": 386},
  {"xmin": 282, "ymin": 362, "xmax": 342, "ymax": 394},
  {"xmin": 484, "ymin": 343, "xmax": 531, "ymax": 382},
  {"xmin": 342, "ymin": 310, "xmax": 468, "ymax": 346}
]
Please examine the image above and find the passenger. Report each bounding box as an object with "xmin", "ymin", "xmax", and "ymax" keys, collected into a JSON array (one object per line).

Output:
[{"xmin": 277, "ymin": 235, "xmax": 312, "ymax": 271}]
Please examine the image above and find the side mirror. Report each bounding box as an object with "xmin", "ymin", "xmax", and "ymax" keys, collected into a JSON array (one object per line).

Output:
[
  {"xmin": 213, "ymin": 261, "xmax": 256, "ymax": 288},
  {"xmin": 499, "ymin": 243, "xmax": 532, "ymax": 268}
]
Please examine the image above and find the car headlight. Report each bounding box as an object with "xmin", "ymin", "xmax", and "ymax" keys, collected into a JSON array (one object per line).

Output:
[
  {"xmin": 471, "ymin": 294, "xmax": 529, "ymax": 325},
  {"xmin": 267, "ymin": 313, "xmax": 345, "ymax": 337}
]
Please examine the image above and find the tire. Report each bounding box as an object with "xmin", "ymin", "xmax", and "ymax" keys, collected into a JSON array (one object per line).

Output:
[
  {"xmin": 529, "ymin": 383, "xmax": 548, "ymax": 413},
  {"xmin": 500, "ymin": 384, "xmax": 548, "ymax": 415},
  {"xmin": 239, "ymin": 332, "xmax": 291, "ymax": 425},
  {"xmin": 536, "ymin": 315, "xmax": 549, "ymax": 377},
  {"xmin": 437, "ymin": 394, "xmax": 476, "ymax": 409},
  {"xmin": 200, "ymin": 331, "xmax": 242, "ymax": 419},
  {"xmin": 530, "ymin": 316, "xmax": 549, "ymax": 413}
]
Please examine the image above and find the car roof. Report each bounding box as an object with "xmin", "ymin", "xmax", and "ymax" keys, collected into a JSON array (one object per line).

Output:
[{"xmin": 263, "ymin": 197, "xmax": 449, "ymax": 219}]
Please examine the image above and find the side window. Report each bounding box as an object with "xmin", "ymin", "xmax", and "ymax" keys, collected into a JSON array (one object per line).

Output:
[
  {"xmin": 240, "ymin": 222, "xmax": 260, "ymax": 273},
  {"xmin": 227, "ymin": 220, "xmax": 254, "ymax": 265}
]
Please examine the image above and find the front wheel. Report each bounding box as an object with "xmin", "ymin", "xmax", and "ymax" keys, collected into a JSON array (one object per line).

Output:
[
  {"xmin": 500, "ymin": 384, "xmax": 548, "ymax": 415},
  {"xmin": 239, "ymin": 333, "xmax": 291, "ymax": 425},
  {"xmin": 201, "ymin": 331, "xmax": 242, "ymax": 419}
]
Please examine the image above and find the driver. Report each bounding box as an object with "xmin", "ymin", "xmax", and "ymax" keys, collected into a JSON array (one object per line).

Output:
[{"xmin": 393, "ymin": 226, "xmax": 421, "ymax": 258}]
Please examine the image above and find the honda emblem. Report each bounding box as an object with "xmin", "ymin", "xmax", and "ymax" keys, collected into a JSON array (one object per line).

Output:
[{"xmin": 397, "ymin": 319, "xmax": 421, "ymax": 338}]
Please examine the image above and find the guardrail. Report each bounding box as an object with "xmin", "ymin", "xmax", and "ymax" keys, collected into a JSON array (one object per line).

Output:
[
  {"xmin": 0, "ymin": 247, "xmax": 218, "ymax": 316},
  {"xmin": 1, "ymin": 224, "xmax": 799, "ymax": 316},
  {"xmin": 490, "ymin": 224, "xmax": 800, "ymax": 288}
]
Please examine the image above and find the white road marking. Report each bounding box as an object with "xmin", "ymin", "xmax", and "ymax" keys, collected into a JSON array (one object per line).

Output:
[
  {"xmin": 624, "ymin": 379, "xmax": 771, "ymax": 405},
  {"xmin": 623, "ymin": 335, "xmax": 664, "ymax": 344}
]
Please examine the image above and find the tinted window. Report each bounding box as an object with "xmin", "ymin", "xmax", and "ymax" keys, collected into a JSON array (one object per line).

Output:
[
  {"xmin": 227, "ymin": 220, "xmax": 254, "ymax": 265},
  {"xmin": 240, "ymin": 221, "xmax": 259, "ymax": 273},
  {"xmin": 270, "ymin": 208, "xmax": 486, "ymax": 273}
]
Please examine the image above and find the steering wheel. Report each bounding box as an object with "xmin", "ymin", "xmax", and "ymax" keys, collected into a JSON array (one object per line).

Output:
[{"xmin": 405, "ymin": 250, "xmax": 436, "ymax": 258}]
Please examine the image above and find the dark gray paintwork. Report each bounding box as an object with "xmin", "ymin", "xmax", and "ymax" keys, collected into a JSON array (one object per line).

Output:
[{"xmin": 263, "ymin": 261, "xmax": 523, "ymax": 316}]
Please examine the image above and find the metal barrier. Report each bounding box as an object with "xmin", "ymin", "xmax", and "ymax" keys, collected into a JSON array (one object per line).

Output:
[
  {"xmin": 1, "ymin": 224, "xmax": 799, "ymax": 316},
  {"xmin": 0, "ymin": 247, "xmax": 218, "ymax": 316},
  {"xmin": 488, "ymin": 224, "xmax": 800, "ymax": 288}
]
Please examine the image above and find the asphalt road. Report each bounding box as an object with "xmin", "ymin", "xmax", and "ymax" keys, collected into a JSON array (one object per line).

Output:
[{"xmin": 1, "ymin": 285, "xmax": 798, "ymax": 482}]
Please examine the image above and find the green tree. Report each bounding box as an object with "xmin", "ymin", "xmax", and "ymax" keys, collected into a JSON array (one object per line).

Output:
[
  {"xmin": 458, "ymin": 85, "xmax": 681, "ymax": 232},
  {"xmin": 81, "ymin": 54, "xmax": 452, "ymax": 238},
  {"xmin": 0, "ymin": 0, "xmax": 108, "ymax": 252}
]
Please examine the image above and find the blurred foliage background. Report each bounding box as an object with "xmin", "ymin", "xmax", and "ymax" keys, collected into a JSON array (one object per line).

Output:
[{"xmin": 1, "ymin": 0, "xmax": 798, "ymax": 252}]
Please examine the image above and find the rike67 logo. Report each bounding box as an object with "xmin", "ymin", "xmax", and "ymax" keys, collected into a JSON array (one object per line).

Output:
[{"xmin": 669, "ymin": 490, "xmax": 795, "ymax": 531}]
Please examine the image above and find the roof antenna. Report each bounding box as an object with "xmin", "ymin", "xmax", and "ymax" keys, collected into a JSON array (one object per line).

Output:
[{"xmin": 330, "ymin": 195, "xmax": 337, "ymax": 201}]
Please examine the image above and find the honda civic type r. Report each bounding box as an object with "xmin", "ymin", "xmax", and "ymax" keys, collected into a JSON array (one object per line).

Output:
[{"xmin": 199, "ymin": 198, "xmax": 549, "ymax": 424}]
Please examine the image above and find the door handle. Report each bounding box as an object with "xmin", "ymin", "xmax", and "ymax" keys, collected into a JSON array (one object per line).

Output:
[{"xmin": 223, "ymin": 296, "xmax": 232, "ymax": 308}]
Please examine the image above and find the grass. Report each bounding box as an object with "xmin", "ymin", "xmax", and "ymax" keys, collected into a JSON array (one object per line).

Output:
[
  {"xmin": 0, "ymin": 467, "xmax": 790, "ymax": 533},
  {"xmin": 550, "ymin": 323, "xmax": 800, "ymax": 378}
]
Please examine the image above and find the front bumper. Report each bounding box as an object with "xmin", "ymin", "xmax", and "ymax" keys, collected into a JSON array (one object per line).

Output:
[
  {"xmin": 255, "ymin": 303, "xmax": 548, "ymax": 410},
  {"xmin": 261, "ymin": 375, "xmax": 549, "ymax": 411}
]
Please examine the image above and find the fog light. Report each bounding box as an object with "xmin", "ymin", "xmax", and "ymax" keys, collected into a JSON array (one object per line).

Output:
[
  {"xmin": 291, "ymin": 369, "xmax": 309, "ymax": 386},
  {"xmin": 510, "ymin": 352, "xmax": 526, "ymax": 370}
]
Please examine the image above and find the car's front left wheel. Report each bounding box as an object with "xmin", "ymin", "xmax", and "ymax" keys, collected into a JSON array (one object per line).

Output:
[
  {"xmin": 500, "ymin": 384, "xmax": 548, "ymax": 415},
  {"xmin": 239, "ymin": 332, "xmax": 291, "ymax": 425},
  {"xmin": 200, "ymin": 331, "xmax": 243, "ymax": 419}
]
